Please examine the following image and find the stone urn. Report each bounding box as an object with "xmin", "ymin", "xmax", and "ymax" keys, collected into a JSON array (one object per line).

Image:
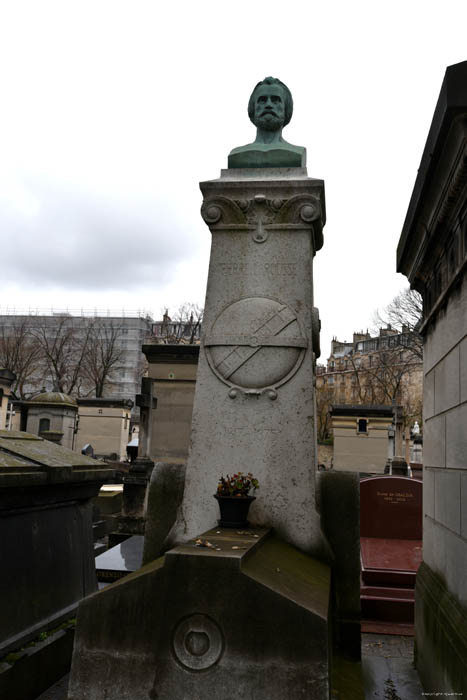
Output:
[{"xmin": 214, "ymin": 495, "xmax": 256, "ymax": 528}]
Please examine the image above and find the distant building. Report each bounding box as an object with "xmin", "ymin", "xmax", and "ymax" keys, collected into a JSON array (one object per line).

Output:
[
  {"xmin": 316, "ymin": 326, "xmax": 422, "ymax": 421},
  {"xmin": 330, "ymin": 404, "xmax": 397, "ymax": 473},
  {"xmin": 0, "ymin": 311, "xmax": 153, "ymax": 405},
  {"xmin": 75, "ymin": 397, "xmax": 134, "ymax": 461}
]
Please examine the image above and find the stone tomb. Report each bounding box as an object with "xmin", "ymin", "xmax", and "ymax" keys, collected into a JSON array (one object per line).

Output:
[
  {"xmin": 360, "ymin": 476, "xmax": 422, "ymax": 632},
  {"xmin": 0, "ymin": 429, "xmax": 113, "ymax": 699},
  {"xmin": 69, "ymin": 529, "xmax": 330, "ymax": 700}
]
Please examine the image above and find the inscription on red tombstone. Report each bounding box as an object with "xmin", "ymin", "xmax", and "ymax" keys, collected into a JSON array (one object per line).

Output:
[{"xmin": 360, "ymin": 476, "xmax": 422, "ymax": 540}]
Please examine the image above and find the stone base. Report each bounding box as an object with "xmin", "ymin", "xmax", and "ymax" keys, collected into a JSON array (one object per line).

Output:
[
  {"xmin": 415, "ymin": 561, "xmax": 467, "ymax": 694},
  {"xmin": 69, "ymin": 528, "xmax": 331, "ymax": 700},
  {"xmin": 0, "ymin": 626, "xmax": 74, "ymax": 700}
]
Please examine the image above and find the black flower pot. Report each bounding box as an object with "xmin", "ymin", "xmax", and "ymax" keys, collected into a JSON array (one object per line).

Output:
[{"xmin": 214, "ymin": 495, "xmax": 256, "ymax": 528}]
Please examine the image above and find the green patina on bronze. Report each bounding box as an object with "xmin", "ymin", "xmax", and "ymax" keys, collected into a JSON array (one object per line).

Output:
[{"xmin": 228, "ymin": 76, "xmax": 306, "ymax": 168}]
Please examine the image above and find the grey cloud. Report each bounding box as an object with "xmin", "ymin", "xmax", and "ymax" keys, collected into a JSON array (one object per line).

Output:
[{"xmin": 1, "ymin": 176, "xmax": 196, "ymax": 291}]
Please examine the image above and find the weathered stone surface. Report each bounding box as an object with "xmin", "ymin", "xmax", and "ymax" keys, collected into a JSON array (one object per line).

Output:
[
  {"xmin": 415, "ymin": 562, "xmax": 467, "ymax": 695},
  {"xmin": 397, "ymin": 60, "xmax": 467, "ymax": 692},
  {"xmin": 434, "ymin": 469, "xmax": 461, "ymax": 533},
  {"xmin": 168, "ymin": 168, "xmax": 325, "ymax": 556},
  {"xmin": 143, "ymin": 461, "xmax": 186, "ymax": 564},
  {"xmin": 0, "ymin": 430, "xmax": 114, "ymax": 657},
  {"xmin": 318, "ymin": 471, "xmax": 361, "ymax": 659},
  {"xmin": 68, "ymin": 528, "xmax": 331, "ymax": 700}
]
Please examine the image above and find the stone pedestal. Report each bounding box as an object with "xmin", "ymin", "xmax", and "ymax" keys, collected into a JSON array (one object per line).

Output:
[
  {"xmin": 170, "ymin": 167, "xmax": 325, "ymax": 555},
  {"xmin": 114, "ymin": 459, "xmax": 154, "ymax": 539}
]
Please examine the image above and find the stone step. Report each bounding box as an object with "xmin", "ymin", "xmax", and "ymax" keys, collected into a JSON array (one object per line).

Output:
[{"xmin": 361, "ymin": 587, "xmax": 415, "ymax": 623}]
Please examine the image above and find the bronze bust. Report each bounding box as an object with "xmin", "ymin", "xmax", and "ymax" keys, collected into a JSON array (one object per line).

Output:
[{"xmin": 228, "ymin": 77, "xmax": 306, "ymax": 168}]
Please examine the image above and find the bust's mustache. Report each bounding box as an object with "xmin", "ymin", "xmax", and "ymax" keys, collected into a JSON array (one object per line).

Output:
[{"xmin": 260, "ymin": 110, "xmax": 280, "ymax": 118}]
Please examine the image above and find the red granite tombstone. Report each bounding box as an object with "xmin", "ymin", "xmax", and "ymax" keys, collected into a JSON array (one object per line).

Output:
[{"xmin": 360, "ymin": 476, "xmax": 422, "ymax": 633}]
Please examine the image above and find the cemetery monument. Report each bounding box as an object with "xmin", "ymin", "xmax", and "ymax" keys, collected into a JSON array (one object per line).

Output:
[{"xmin": 68, "ymin": 77, "xmax": 332, "ymax": 700}]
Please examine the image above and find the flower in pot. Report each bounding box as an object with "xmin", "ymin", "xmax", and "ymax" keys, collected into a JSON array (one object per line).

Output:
[{"xmin": 214, "ymin": 472, "xmax": 259, "ymax": 528}]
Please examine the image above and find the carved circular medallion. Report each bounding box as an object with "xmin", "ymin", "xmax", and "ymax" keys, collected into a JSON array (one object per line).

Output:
[
  {"xmin": 172, "ymin": 614, "xmax": 223, "ymax": 671},
  {"xmin": 205, "ymin": 297, "xmax": 307, "ymax": 395}
]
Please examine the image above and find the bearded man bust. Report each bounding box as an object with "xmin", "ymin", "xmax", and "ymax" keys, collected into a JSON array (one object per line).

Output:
[{"xmin": 228, "ymin": 76, "xmax": 306, "ymax": 168}]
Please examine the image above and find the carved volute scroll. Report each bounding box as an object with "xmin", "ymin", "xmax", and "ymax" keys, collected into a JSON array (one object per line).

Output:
[
  {"xmin": 201, "ymin": 191, "xmax": 324, "ymax": 250},
  {"xmin": 201, "ymin": 197, "xmax": 247, "ymax": 226}
]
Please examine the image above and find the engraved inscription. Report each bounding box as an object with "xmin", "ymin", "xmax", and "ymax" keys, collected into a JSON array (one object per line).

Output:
[
  {"xmin": 376, "ymin": 490, "xmax": 415, "ymax": 504},
  {"xmin": 217, "ymin": 261, "xmax": 297, "ymax": 277}
]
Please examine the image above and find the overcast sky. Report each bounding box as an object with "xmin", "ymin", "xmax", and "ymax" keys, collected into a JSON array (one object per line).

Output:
[{"xmin": 1, "ymin": 1, "xmax": 466, "ymax": 358}]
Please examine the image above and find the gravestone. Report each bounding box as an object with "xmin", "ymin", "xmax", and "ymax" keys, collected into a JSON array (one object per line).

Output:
[
  {"xmin": 68, "ymin": 76, "xmax": 331, "ymax": 700},
  {"xmin": 360, "ymin": 476, "xmax": 422, "ymax": 632}
]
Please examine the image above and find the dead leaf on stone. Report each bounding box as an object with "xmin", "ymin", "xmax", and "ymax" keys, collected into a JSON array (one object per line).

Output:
[
  {"xmin": 232, "ymin": 546, "xmax": 247, "ymax": 550},
  {"xmin": 195, "ymin": 538, "xmax": 215, "ymax": 548}
]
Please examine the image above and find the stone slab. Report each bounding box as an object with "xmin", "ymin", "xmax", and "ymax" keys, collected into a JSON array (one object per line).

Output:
[
  {"xmin": 424, "ymin": 367, "xmax": 435, "ymax": 419},
  {"xmin": 423, "ymin": 466, "xmax": 435, "ymax": 518},
  {"xmin": 446, "ymin": 402, "xmax": 467, "ymax": 469},
  {"xmin": 423, "ymin": 414, "xmax": 446, "ymax": 468},
  {"xmin": 434, "ymin": 468, "xmax": 461, "ymax": 533},
  {"xmin": 461, "ymin": 471, "xmax": 467, "ymax": 538},
  {"xmin": 434, "ymin": 346, "xmax": 460, "ymax": 414},
  {"xmin": 95, "ymin": 535, "xmax": 144, "ymax": 583},
  {"xmin": 460, "ymin": 336, "xmax": 467, "ymax": 403}
]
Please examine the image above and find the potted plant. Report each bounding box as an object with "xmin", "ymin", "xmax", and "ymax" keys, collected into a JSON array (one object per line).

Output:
[{"xmin": 214, "ymin": 472, "xmax": 259, "ymax": 528}]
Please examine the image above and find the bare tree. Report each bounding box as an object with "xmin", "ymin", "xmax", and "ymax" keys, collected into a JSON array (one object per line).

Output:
[
  {"xmin": 0, "ymin": 318, "xmax": 41, "ymax": 398},
  {"xmin": 350, "ymin": 348, "xmax": 420, "ymax": 406},
  {"xmin": 374, "ymin": 287, "xmax": 423, "ymax": 360},
  {"xmin": 82, "ymin": 320, "xmax": 125, "ymax": 397},
  {"xmin": 30, "ymin": 316, "xmax": 93, "ymax": 394}
]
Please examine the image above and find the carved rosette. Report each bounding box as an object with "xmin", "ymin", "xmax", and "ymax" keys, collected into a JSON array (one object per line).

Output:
[
  {"xmin": 201, "ymin": 192, "xmax": 324, "ymax": 249},
  {"xmin": 172, "ymin": 614, "xmax": 224, "ymax": 671}
]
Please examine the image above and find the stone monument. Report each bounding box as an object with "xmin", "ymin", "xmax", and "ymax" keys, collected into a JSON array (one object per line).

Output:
[
  {"xmin": 68, "ymin": 77, "xmax": 331, "ymax": 700},
  {"xmin": 167, "ymin": 76, "xmax": 325, "ymax": 556}
]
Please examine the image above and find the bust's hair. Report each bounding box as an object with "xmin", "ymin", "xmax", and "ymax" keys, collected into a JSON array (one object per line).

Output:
[{"xmin": 248, "ymin": 77, "xmax": 293, "ymax": 127}]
